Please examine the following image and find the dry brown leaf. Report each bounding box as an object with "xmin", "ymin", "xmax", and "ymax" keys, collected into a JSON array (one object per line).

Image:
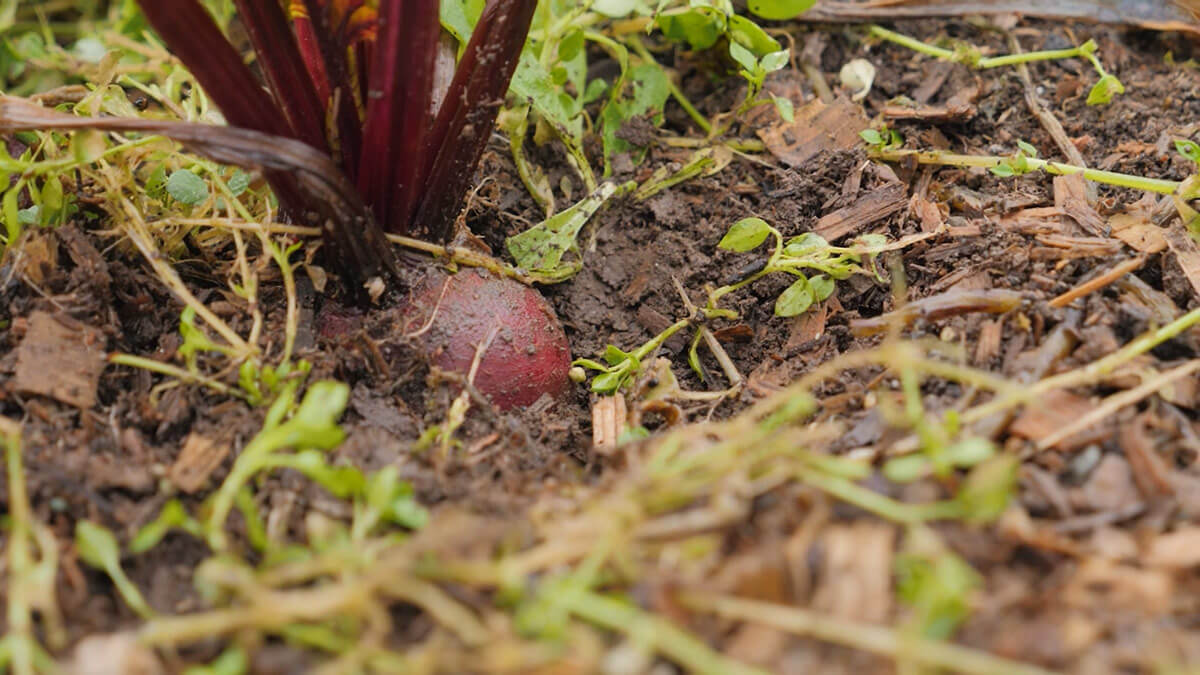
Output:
[
  {"xmin": 13, "ymin": 311, "xmax": 107, "ymax": 409},
  {"xmin": 169, "ymin": 433, "xmax": 231, "ymax": 494},
  {"xmin": 756, "ymin": 99, "xmax": 869, "ymax": 168},
  {"xmin": 1009, "ymin": 390, "xmax": 1103, "ymax": 451},
  {"xmin": 591, "ymin": 395, "xmax": 627, "ymax": 456}
]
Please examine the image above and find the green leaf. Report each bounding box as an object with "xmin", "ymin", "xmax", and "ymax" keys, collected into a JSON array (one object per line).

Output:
[
  {"xmin": 166, "ymin": 168, "xmax": 208, "ymax": 205},
  {"xmin": 71, "ymin": 129, "xmax": 107, "ymax": 164},
  {"xmin": 593, "ymin": 0, "xmax": 637, "ymax": 18},
  {"xmin": 727, "ymin": 15, "xmax": 781, "ymax": 57},
  {"xmin": 859, "ymin": 128, "xmax": 883, "ymax": 146},
  {"xmin": 654, "ymin": 7, "xmax": 725, "ymax": 51},
  {"xmin": 884, "ymin": 454, "xmax": 931, "ymax": 483},
  {"xmin": 775, "ymin": 277, "xmax": 814, "ymax": 317},
  {"xmin": 439, "ymin": 0, "xmax": 485, "ymax": 45},
  {"xmin": 1086, "ymin": 74, "xmax": 1125, "ymax": 106},
  {"xmin": 75, "ymin": 520, "xmax": 121, "ymax": 571},
  {"xmin": 783, "ymin": 232, "xmax": 829, "ymax": 257},
  {"xmin": 1016, "ymin": 140, "xmax": 1038, "ymax": 158},
  {"xmin": 227, "ymin": 169, "xmax": 249, "ymax": 196},
  {"xmin": 809, "ymin": 274, "xmax": 835, "ymax": 301},
  {"xmin": 3, "ymin": 185, "xmax": 20, "ymax": 242},
  {"xmin": 591, "ymin": 370, "xmax": 625, "ymax": 394},
  {"xmin": 956, "ymin": 454, "xmax": 1018, "ymax": 524},
  {"xmin": 511, "ymin": 51, "xmax": 581, "ymax": 139},
  {"xmin": 1176, "ymin": 139, "xmax": 1200, "ymax": 165},
  {"xmin": 945, "ymin": 437, "xmax": 995, "ymax": 467},
  {"xmin": 989, "ymin": 163, "xmax": 1016, "ymax": 177},
  {"xmin": 719, "ymin": 217, "xmax": 771, "ymax": 252},
  {"xmin": 41, "ymin": 176, "xmax": 64, "ymax": 218},
  {"xmin": 73, "ymin": 37, "xmax": 108, "ymax": 64},
  {"xmin": 559, "ymin": 30, "xmax": 585, "ymax": 62},
  {"xmin": 583, "ymin": 79, "xmax": 608, "ymax": 104},
  {"xmin": 771, "ymin": 94, "xmax": 794, "ymax": 122},
  {"xmin": 729, "ymin": 41, "xmax": 758, "ymax": 74},
  {"xmin": 759, "ymin": 49, "xmax": 790, "ymax": 73},
  {"xmin": 601, "ymin": 63, "xmax": 671, "ymax": 163},
  {"xmin": 856, "ymin": 233, "xmax": 888, "ymax": 250},
  {"xmin": 506, "ymin": 182, "xmax": 619, "ymax": 281},
  {"xmin": 17, "ymin": 205, "xmax": 40, "ymax": 226},
  {"xmin": 746, "ymin": 0, "xmax": 816, "ymax": 20},
  {"xmin": 603, "ymin": 343, "xmax": 633, "ymax": 366}
]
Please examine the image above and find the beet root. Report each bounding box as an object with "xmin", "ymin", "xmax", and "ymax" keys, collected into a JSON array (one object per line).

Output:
[{"xmin": 403, "ymin": 267, "xmax": 571, "ymax": 410}]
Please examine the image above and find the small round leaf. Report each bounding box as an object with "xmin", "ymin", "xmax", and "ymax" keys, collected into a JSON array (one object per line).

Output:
[
  {"xmin": 166, "ymin": 169, "xmax": 208, "ymax": 205},
  {"xmin": 719, "ymin": 217, "xmax": 771, "ymax": 252},
  {"xmin": 746, "ymin": 0, "xmax": 817, "ymax": 21},
  {"xmin": 775, "ymin": 277, "xmax": 814, "ymax": 317}
]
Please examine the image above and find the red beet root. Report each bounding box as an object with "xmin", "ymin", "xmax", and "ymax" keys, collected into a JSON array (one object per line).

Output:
[{"xmin": 403, "ymin": 268, "xmax": 571, "ymax": 410}]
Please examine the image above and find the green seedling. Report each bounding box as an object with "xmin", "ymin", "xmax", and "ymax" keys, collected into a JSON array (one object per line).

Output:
[
  {"xmin": 633, "ymin": 145, "xmax": 729, "ymax": 201},
  {"xmin": 652, "ymin": 0, "xmax": 796, "ymax": 128},
  {"xmin": 895, "ymin": 527, "xmax": 981, "ymax": 640},
  {"xmin": 988, "ymin": 139, "xmax": 1040, "ymax": 177},
  {"xmin": 1, "ymin": 418, "xmax": 64, "ymax": 675},
  {"xmin": 204, "ymin": 381, "xmax": 349, "ymax": 550},
  {"xmin": 75, "ymin": 520, "xmax": 156, "ymax": 619},
  {"xmin": 708, "ymin": 217, "xmax": 879, "ymax": 319},
  {"xmin": 182, "ymin": 647, "xmax": 248, "ymax": 675},
  {"xmin": 882, "ymin": 368, "xmax": 1000, "ymax": 482},
  {"xmin": 869, "ymin": 27, "xmax": 1125, "ymax": 105},
  {"xmin": 859, "ymin": 124, "xmax": 904, "ymax": 151},
  {"xmin": 576, "ymin": 216, "xmax": 885, "ymax": 393},
  {"xmin": 130, "ymin": 499, "xmax": 204, "ymax": 554}
]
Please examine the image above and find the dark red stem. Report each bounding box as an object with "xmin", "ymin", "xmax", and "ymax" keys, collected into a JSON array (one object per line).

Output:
[
  {"xmin": 233, "ymin": 0, "xmax": 329, "ymax": 153},
  {"xmin": 412, "ymin": 0, "xmax": 538, "ymax": 242},
  {"xmin": 357, "ymin": 0, "xmax": 439, "ymax": 232}
]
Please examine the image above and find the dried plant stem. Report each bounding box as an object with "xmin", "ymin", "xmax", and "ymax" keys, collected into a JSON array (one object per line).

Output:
[
  {"xmin": 107, "ymin": 185, "xmax": 254, "ymax": 356},
  {"xmin": 1035, "ymin": 359, "xmax": 1200, "ymax": 450},
  {"xmin": 160, "ymin": 217, "xmax": 544, "ymax": 284},
  {"xmin": 681, "ymin": 593, "xmax": 1060, "ymax": 675},
  {"xmin": 564, "ymin": 591, "xmax": 770, "ymax": 675},
  {"xmin": 961, "ymin": 306, "xmax": 1200, "ymax": 425},
  {"xmin": 107, "ymin": 354, "xmax": 240, "ymax": 399},
  {"xmin": 870, "ymin": 148, "xmax": 1180, "ymax": 195}
]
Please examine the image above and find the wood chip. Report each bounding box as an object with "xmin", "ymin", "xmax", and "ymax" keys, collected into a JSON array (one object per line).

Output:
[
  {"xmin": 1164, "ymin": 222, "xmax": 1200, "ymax": 301},
  {"xmin": 813, "ymin": 182, "xmax": 907, "ymax": 241},
  {"xmin": 974, "ymin": 318, "xmax": 1003, "ymax": 365},
  {"xmin": 12, "ymin": 311, "xmax": 107, "ymax": 409},
  {"xmin": 1010, "ymin": 390, "xmax": 1103, "ymax": 451},
  {"xmin": 811, "ymin": 522, "xmax": 895, "ymax": 623},
  {"xmin": 910, "ymin": 193, "xmax": 944, "ymax": 233},
  {"xmin": 17, "ymin": 232, "xmax": 58, "ymax": 285},
  {"xmin": 1110, "ymin": 199, "xmax": 1168, "ymax": 253},
  {"xmin": 1120, "ymin": 413, "xmax": 1175, "ymax": 498},
  {"xmin": 591, "ymin": 395, "xmax": 627, "ymax": 456},
  {"xmin": 881, "ymin": 95, "xmax": 976, "ymax": 123},
  {"xmin": 169, "ymin": 433, "xmax": 231, "ymax": 494},
  {"xmin": 756, "ymin": 99, "xmax": 869, "ymax": 167},
  {"xmin": 1053, "ymin": 174, "xmax": 1107, "ymax": 236},
  {"xmin": 1145, "ymin": 528, "xmax": 1200, "ymax": 569}
]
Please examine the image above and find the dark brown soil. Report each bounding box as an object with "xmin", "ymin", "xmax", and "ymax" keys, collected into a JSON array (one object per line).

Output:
[{"xmin": 5, "ymin": 13, "xmax": 1200, "ymax": 673}]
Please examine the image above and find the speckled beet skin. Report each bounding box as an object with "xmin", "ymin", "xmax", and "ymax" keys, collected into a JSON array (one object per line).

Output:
[{"xmin": 403, "ymin": 267, "xmax": 571, "ymax": 409}]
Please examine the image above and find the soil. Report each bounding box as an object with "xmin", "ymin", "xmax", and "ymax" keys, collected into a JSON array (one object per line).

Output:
[{"xmin": 5, "ymin": 12, "xmax": 1200, "ymax": 674}]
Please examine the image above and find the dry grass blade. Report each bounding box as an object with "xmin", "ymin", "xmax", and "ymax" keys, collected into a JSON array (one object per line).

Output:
[{"xmin": 0, "ymin": 96, "xmax": 399, "ymax": 285}]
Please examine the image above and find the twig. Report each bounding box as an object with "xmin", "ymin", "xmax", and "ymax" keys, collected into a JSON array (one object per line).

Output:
[
  {"xmin": 1049, "ymin": 255, "xmax": 1146, "ymax": 308},
  {"xmin": 682, "ymin": 593, "xmax": 1061, "ymax": 675},
  {"xmin": 1035, "ymin": 359, "xmax": 1200, "ymax": 450}
]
